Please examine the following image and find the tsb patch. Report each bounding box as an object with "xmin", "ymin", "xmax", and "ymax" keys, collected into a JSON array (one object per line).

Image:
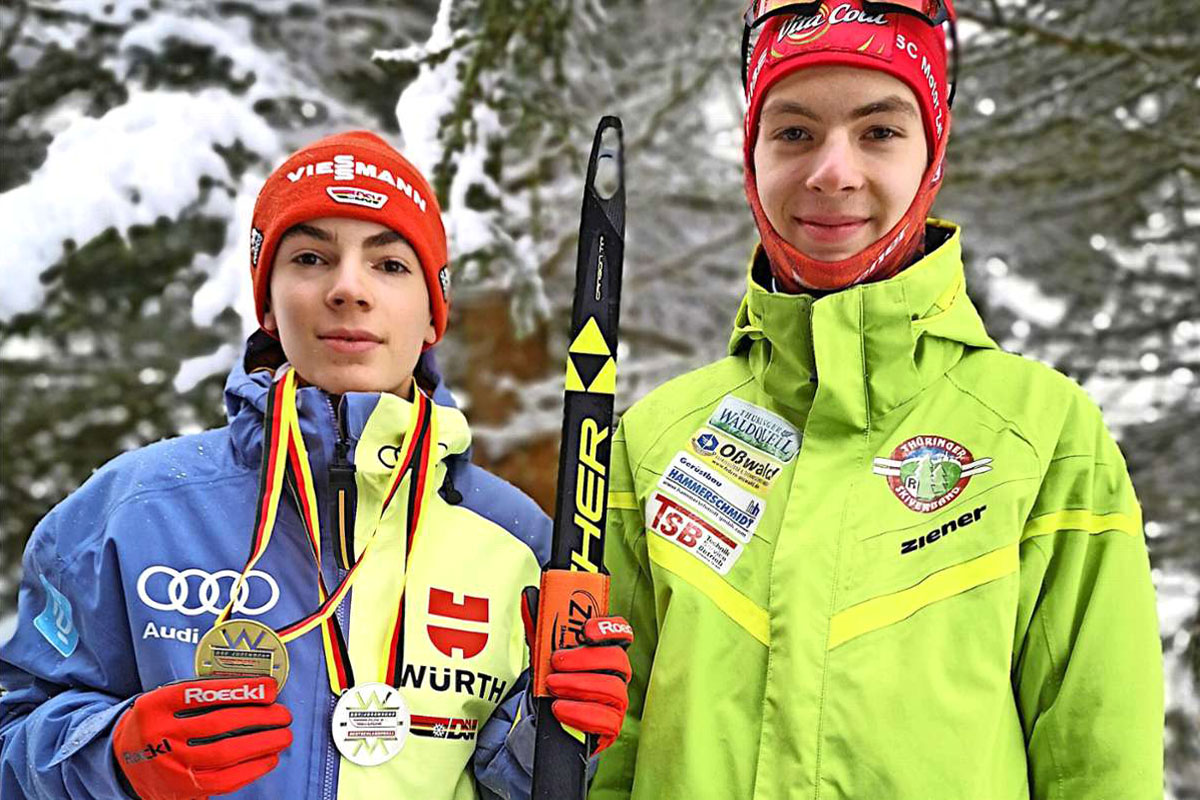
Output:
[
  {"xmin": 872, "ymin": 435, "xmax": 993, "ymax": 513},
  {"xmin": 646, "ymin": 492, "xmax": 746, "ymax": 575}
]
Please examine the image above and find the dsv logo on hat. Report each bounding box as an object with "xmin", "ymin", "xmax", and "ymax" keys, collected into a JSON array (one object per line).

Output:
[
  {"xmin": 136, "ymin": 566, "xmax": 280, "ymax": 617},
  {"xmin": 327, "ymin": 186, "xmax": 388, "ymax": 210}
]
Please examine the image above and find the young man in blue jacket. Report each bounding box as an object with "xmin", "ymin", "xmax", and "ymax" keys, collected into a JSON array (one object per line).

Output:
[{"xmin": 0, "ymin": 131, "xmax": 632, "ymax": 800}]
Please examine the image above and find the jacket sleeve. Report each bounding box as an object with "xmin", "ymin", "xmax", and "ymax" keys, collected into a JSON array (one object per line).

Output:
[
  {"xmin": 1012, "ymin": 399, "xmax": 1164, "ymax": 799},
  {"xmin": 0, "ymin": 479, "xmax": 140, "ymax": 799},
  {"xmin": 474, "ymin": 673, "xmax": 605, "ymax": 800},
  {"xmin": 457, "ymin": 452, "xmax": 557, "ymax": 800},
  {"xmin": 473, "ymin": 669, "xmax": 534, "ymax": 800},
  {"xmin": 589, "ymin": 421, "xmax": 658, "ymax": 800}
]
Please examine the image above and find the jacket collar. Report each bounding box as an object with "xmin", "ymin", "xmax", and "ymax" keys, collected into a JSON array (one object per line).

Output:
[
  {"xmin": 729, "ymin": 220, "xmax": 997, "ymax": 426},
  {"xmin": 223, "ymin": 332, "xmax": 470, "ymax": 470}
]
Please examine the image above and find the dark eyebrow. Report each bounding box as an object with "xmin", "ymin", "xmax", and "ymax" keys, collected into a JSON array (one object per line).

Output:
[
  {"xmin": 362, "ymin": 229, "xmax": 405, "ymax": 249},
  {"xmin": 276, "ymin": 224, "xmax": 406, "ymax": 250},
  {"xmin": 851, "ymin": 95, "xmax": 919, "ymax": 121},
  {"xmin": 278, "ymin": 222, "xmax": 333, "ymax": 245},
  {"xmin": 762, "ymin": 100, "xmax": 823, "ymax": 122},
  {"xmin": 761, "ymin": 95, "xmax": 919, "ymax": 123}
]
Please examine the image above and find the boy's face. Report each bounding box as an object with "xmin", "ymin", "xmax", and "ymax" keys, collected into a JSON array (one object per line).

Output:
[
  {"xmin": 263, "ymin": 216, "xmax": 436, "ymax": 398},
  {"xmin": 753, "ymin": 66, "xmax": 928, "ymax": 263}
]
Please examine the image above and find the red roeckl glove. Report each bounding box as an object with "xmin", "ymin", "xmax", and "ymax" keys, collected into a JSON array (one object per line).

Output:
[
  {"xmin": 112, "ymin": 676, "xmax": 292, "ymax": 800},
  {"xmin": 521, "ymin": 587, "xmax": 634, "ymax": 755}
]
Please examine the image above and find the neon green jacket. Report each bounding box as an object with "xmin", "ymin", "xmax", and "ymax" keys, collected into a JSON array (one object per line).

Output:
[{"xmin": 591, "ymin": 221, "xmax": 1163, "ymax": 800}]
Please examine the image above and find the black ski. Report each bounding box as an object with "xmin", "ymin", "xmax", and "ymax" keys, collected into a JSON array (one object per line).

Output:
[{"xmin": 529, "ymin": 116, "xmax": 626, "ymax": 800}]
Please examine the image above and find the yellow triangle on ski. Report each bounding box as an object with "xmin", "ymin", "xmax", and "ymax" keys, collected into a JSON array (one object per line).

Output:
[
  {"xmin": 565, "ymin": 357, "xmax": 587, "ymax": 393},
  {"xmin": 588, "ymin": 357, "xmax": 616, "ymax": 395},
  {"xmin": 569, "ymin": 317, "xmax": 610, "ymax": 357}
]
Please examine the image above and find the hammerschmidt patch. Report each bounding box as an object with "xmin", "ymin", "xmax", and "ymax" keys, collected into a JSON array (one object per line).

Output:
[{"xmin": 655, "ymin": 451, "xmax": 763, "ymax": 542}]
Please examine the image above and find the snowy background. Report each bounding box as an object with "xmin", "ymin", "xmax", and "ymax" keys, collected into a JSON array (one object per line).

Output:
[{"xmin": 0, "ymin": 0, "xmax": 1196, "ymax": 793}]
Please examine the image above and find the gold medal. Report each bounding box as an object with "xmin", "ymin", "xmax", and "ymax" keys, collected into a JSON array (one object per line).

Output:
[{"xmin": 195, "ymin": 619, "xmax": 290, "ymax": 691}]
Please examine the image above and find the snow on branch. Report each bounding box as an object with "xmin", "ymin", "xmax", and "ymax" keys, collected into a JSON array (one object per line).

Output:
[{"xmin": 0, "ymin": 89, "xmax": 276, "ymax": 321}]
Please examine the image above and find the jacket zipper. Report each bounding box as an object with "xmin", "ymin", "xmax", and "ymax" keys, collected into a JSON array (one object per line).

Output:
[
  {"xmin": 321, "ymin": 394, "xmax": 354, "ymax": 800},
  {"xmin": 323, "ymin": 690, "xmax": 338, "ymax": 800},
  {"xmin": 326, "ymin": 396, "xmax": 357, "ymax": 570},
  {"xmin": 324, "ymin": 577, "xmax": 351, "ymax": 800}
]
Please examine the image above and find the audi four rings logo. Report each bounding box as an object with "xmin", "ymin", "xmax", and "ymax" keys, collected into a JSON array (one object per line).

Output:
[{"xmin": 136, "ymin": 566, "xmax": 280, "ymax": 617}]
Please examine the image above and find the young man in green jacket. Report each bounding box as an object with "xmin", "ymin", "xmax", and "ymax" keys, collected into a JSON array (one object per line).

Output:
[{"xmin": 590, "ymin": 2, "xmax": 1164, "ymax": 798}]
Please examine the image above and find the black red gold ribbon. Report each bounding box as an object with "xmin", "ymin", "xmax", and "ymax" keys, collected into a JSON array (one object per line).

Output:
[{"xmin": 212, "ymin": 367, "xmax": 437, "ymax": 695}]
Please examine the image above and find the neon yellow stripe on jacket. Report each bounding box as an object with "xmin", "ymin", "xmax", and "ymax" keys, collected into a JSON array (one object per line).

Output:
[
  {"xmin": 339, "ymin": 395, "xmax": 542, "ymax": 800},
  {"xmin": 647, "ymin": 536, "xmax": 769, "ymax": 646},
  {"xmin": 1021, "ymin": 510, "xmax": 1142, "ymax": 542},
  {"xmin": 828, "ymin": 544, "xmax": 1019, "ymax": 650},
  {"xmin": 608, "ymin": 491, "xmax": 639, "ymax": 510}
]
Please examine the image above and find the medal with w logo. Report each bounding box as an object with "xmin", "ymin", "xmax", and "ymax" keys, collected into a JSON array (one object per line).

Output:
[
  {"xmin": 332, "ymin": 683, "xmax": 412, "ymax": 766},
  {"xmin": 195, "ymin": 619, "xmax": 289, "ymax": 690}
]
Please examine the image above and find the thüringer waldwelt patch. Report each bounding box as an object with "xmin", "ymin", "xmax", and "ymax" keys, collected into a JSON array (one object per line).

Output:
[{"xmin": 707, "ymin": 396, "xmax": 799, "ymax": 463}]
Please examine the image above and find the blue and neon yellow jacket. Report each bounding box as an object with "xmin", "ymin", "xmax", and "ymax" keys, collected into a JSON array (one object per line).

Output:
[{"xmin": 0, "ymin": 334, "xmax": 549, "ymax": 799}]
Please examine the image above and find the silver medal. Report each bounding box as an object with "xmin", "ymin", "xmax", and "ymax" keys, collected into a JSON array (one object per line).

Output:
[{"xmin": 332, "ymin": 682, "xmax": 410, "ymax": 766}]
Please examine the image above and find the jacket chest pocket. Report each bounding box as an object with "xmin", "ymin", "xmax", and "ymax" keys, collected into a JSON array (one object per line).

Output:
[{"xmin": 834, "ymin": 477, "xmax": 1039, "ymax": 648}]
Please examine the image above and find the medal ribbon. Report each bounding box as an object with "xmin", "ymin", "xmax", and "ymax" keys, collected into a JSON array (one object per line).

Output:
[
  {"xmin": 212, "ymin": 367, "xmax": 437, "ymax": 694},
  {"xmin": 279, "ymin": 386, "xmax": 356, "ymax": 695},
  {"xmin": 213, "ymin": 369, "xmax": 295, "ymax": 629},
  {"xmin": 279, "ymin": 384, "xmax": 436, "ymax": 692}
]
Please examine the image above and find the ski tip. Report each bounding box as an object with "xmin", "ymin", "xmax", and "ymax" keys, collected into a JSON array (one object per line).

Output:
[{"xmin": 590, "ymin": 116, "xmax": 624, "ymax": 202}]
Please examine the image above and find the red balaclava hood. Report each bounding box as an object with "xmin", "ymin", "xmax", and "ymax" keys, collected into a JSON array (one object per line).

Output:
[
  {"xmin": 744, "ymin": 1, "xmax": 954, "ymax": 292},
  {"xmin": 250, "ymin": 131, "xmax": 450, "ymax": 347}
]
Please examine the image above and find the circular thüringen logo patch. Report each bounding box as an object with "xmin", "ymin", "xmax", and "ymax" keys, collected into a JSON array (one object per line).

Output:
[{"xmin": 872, "ymin": 435, "xmax": 993, "ymax": 513}]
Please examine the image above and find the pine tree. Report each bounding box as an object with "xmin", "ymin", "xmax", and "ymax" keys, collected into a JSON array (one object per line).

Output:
[{"xmin": 0, "ymin": 0, "xmax": 435, "ymax": 606}]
